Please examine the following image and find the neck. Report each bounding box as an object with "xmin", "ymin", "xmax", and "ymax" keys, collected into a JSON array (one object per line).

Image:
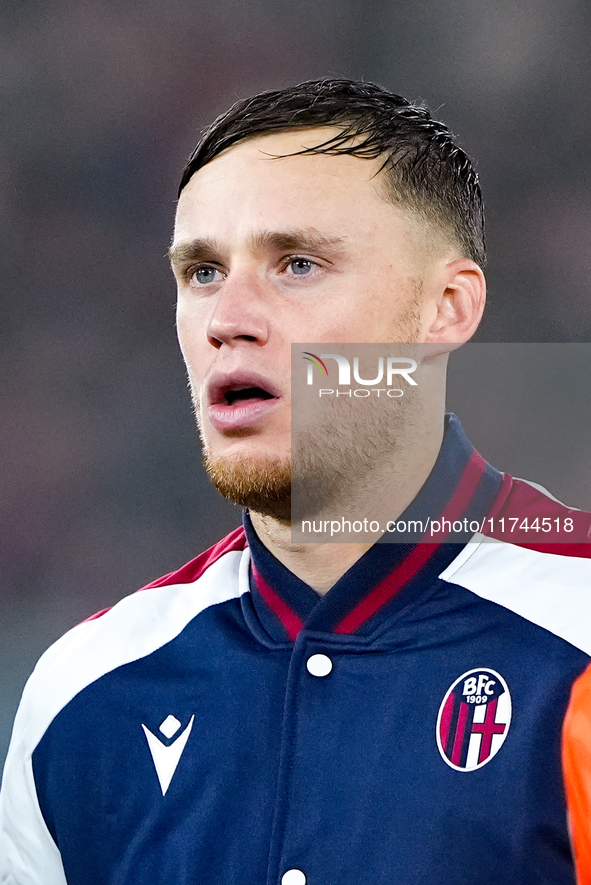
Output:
[{"xmin": 250, "ymin": 409, "xmax": 445, "ymax": 595}]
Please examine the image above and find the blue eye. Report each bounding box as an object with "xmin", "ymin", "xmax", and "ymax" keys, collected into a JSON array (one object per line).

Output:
[
  {"xmin": 289, "ymin": 258, "xmax": 314, "ymax": 275},
  {"xmin": 192, "ymin": 266, "xmax": 222, "ymax": 285}
]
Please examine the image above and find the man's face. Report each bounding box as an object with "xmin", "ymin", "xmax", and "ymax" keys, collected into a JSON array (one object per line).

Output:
[{"xmin": 171, "ymin": 129, "xmax": 450, "ymax": 515}]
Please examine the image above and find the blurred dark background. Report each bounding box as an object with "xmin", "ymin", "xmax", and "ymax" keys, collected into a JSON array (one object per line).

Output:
[{"xmin": 2, "ymin": 0, "xmax": 591, "ymax": 766}]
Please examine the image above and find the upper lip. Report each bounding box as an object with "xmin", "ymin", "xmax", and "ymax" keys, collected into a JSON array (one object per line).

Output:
[{"xmin": 205, "ymin": 370, "xmax": 283, "ymax": 407}]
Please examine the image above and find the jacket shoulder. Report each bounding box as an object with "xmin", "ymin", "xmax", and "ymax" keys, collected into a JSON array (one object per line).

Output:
[{"xmin": 14, "ymin": 526, "xmax": 249, "ymax": 756}]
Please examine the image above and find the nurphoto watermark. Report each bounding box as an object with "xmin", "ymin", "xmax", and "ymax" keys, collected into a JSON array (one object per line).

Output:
[{"xmin": 290, "ymin": 343, "xmax": 591, "ymax": 544}]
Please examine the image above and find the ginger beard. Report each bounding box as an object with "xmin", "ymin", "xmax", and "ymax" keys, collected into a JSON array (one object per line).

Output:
[
  {"xmin": 204, "ymin": 448, "xmax": 292, "ymax": 522},
  {"xmin": 194, "ymin": 296, "xmax": 423, "ymax": 525},
  {"xmin": 199, "ymin": 396, "xmax": 416, "ymax": 526},
  {"xmin": 192, "ymin": 385, "xmax": 292, "ymax": 521}
]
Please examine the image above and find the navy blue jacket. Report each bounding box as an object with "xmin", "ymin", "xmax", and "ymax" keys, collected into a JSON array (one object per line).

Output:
[{"xmin": 2, "ymin": 417, "xmax": 591, "ymax": 885}]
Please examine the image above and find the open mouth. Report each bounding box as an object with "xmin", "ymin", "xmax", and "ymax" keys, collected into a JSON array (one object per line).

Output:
[
  {"xmin": 224, "ymin": 386, "xmax": 276, "ymax": 406},
  {"xmin": 206, "ymin": 372, "xmax": 282, "ymax": 432}
]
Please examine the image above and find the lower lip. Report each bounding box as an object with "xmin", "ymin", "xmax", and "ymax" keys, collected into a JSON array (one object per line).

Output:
[{"xmin": 207, "ymin": 397, "xmax": 281, "ymax": 432}]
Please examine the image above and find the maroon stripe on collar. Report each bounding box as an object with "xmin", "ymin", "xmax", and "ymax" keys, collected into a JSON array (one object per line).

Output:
[
  {"xmin": 251, "ymin": 563, "xmax": 304, "ymax": 641},
  {"xmin": 334, "ymin": 451, "xmax": 487, "ymax": 634}
]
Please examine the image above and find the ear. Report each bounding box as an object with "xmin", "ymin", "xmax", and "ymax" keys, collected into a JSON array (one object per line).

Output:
[{"xmin": 425, "ymin": 258, "xmax": 486, "ymax": 346}]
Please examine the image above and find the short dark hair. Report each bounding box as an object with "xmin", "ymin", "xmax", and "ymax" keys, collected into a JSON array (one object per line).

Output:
[{"xmin": 179, "ymin": 78, "xmax": 485, "ymax": 267}]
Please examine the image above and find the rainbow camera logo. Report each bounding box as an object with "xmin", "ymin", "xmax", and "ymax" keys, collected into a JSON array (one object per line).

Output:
[{"xmin": 302, "ymin": 352, "xmax": 329, "ymax": 377}]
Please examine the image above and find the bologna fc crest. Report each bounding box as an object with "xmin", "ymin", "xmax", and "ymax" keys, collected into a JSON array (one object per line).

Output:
[{"xmin": 436, "ymin": 668, "xmax": 512, "ymax": 771}]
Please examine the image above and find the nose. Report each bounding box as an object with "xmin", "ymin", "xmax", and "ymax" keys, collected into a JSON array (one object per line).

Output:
[{"xmin": 206, "ymin": 272, "xmax": 270, "ymax": 350}]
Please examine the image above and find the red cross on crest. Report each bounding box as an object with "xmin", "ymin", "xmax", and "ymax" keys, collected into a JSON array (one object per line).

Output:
[{"xmin": 436, "ymin": 668, "xmax": 512, "ymax": 771}]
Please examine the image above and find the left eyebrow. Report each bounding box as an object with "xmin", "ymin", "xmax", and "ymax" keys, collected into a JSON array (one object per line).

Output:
[{"xmin": 249, "ymin": 229, "xmax": 347, "ymax": 256}]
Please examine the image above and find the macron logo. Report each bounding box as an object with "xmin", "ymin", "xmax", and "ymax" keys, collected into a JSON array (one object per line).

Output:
[{"xmin": 142, "ymin": 714, "xmax": 195, "ymax": 795}]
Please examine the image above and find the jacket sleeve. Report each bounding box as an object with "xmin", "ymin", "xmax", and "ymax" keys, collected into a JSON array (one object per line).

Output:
[
  {"xmin": 0, "ymin": 675, "xmax": 68, "ymax": 885},
  {"xmin": 563, "ymin": 662, "xmax": 591, "ymax": 885}
]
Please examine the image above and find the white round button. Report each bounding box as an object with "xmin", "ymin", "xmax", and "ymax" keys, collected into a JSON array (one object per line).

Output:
[
  {"xmin": 306, "ymin": 653, "xmax": 333, "ymax": 677},
  {"xmin": 281, "ymin": 870, "xmax": 306, "ymax": 885}
]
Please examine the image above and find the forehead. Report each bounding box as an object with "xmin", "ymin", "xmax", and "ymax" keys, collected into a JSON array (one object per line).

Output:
[{"xmin": 173, "ymin": 128, "xmax": 402, "ymax": 242}]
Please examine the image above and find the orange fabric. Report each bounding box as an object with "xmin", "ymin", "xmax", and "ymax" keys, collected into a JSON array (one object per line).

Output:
[{"xmin": 564, "ymin": 662, "xmax": 591, "ymax": 885}]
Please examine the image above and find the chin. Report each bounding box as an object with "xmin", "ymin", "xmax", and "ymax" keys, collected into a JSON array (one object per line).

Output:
[{"xmin": 203, "ymin": 450, "xmax": 292, "ymax": 522}]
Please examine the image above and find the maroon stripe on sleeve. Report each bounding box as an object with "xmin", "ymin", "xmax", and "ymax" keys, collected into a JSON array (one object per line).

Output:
[
  {"xmin": 141, "ymin": 527, "xmax": 247, "ymax": 589},
  {"xmin": 82, "ymin": 527, "xmax": 247, "ymax": 624},
  {"xmin": 485, "ymin": 475, "xmax": 591, "ymax": 551}
]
